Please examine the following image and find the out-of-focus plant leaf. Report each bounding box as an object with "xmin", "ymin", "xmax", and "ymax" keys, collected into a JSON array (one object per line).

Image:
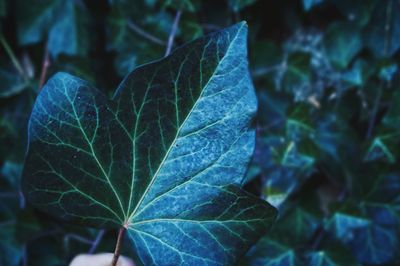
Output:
[
  {"xmin": 364, "ymin": 134, "xmax": 397, "ymax": 163},
  {"xmin": 16, "ymin": 0, "xmax": 89, "ymax": 57},
  {"xmin": 327, "ymin": 212, "xmax": 370, "ymax": 241},
  {"xmin": 0, "ymin": 0, "xmax": 6, "ymax": 17},
  {"xmin": 0, "ymin": 68, "xmax": 29, "ymax": 98},
  {"xmin": 304, "ymin": 249, "xmax": 358, "ymax": 266},
  {"xmin": 379, "ymin": 63, "xmax": 398, "ymax": 81},
  {"xmin": 302, "ymin": 0, "xmax": 324, "ymax": 11},
  {"xmin": 350, "ymin": 221, "xmax": 398, "ymax": 264},
  {"xmin": 331, "ymin": 0, "xmax": 374, "ymax": 27},
  {"xmin": 228, "ymin": 0, "xmax": 258, "ymax": 12},
  {"xmin": 282, "ymin": 52, "xmax": 311, "ymax": 94},
  {"xmin": 107, "ymin": 5, "xmax": 167, "ymax": 76},
  {"xmin": 0, "ymin": 161, "xmax": 22, "ymax": 191},
  {"xmin": 243, "ymin": 237, "xmax": 298, "ymax": 266},
  {"xmin": 327, "ymin": 174, "xmax": 400, "ymax": 265},
  {"xmin": 22, "ymin": 23, "xmax": 277, "ymax": 265},
  {"xmin": 162, "ymin": 0, "xmax": 200, "ymax": 12},
  {"xmin": 0, "ymin": 90, "xmax": 34, "ymax": 162},
  {"xmin": 364, "ymin": 0, "xmax": 400, "ymax": 58},
  {"xmin": 323, "ymin": 22, "xmax": 362, "ymax": 69},
  {"xmin": 0, "ymin": 198, "xmax": 23, "ymax": 266},
  {"xmin": 274, "ymin": 207, "xmax": 319, "ymax": 244}
]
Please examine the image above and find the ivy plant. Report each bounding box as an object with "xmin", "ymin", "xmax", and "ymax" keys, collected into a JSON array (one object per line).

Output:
[{"xmin": 21, "ymin": 22, "xmax": 277, "ymax": 266}]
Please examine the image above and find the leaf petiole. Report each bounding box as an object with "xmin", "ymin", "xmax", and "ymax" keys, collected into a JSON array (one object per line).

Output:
[{"xmin": 111, "ymin": 226, "xmax": 127, "ymax": 266}]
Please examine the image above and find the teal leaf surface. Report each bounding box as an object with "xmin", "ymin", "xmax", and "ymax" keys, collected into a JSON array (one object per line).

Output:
[{"xmin": 22, "ymin": 22, "xmax": 277, "ymax": 265}]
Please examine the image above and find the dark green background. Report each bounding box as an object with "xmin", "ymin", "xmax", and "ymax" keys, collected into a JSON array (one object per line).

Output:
[{"xmin": 0, "ymin": 0, "xmax": 399, "ymax": 265}]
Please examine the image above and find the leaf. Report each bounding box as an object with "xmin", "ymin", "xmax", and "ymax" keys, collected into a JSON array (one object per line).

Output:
[
  {"xmin": 228, "ymin": 0, "xmax": 258, "ymax": 12},
  {"xmin": 282, "ymin": 52, "xmax": 311, "ymax": 93},
  {"xmin": 364, "ymin": 0, "xmax": 400, "ymax": 58},
  {"xmin": 162, "ymin": 0, "xmax": 201, "ymax": 12},
  {"xmin": 323, "ymin": 22, "xmax": 362, "ymax": 69},
  {"xmin": 327, "ymin": 204, "xmax": 399, "ymax": 264},
  {"xmin": 0, "ymin": 0, "xmax": 6, "ymax": 17},
  {"xmin": 304, "ymin": 250, "xmax": 358, "ymax": 266},
  {"xmin": 243, "ymin": 237, "xmax": 299, "ymax": 266},
  {"xmin": 0, "ymin": 90, "xmax": 34, "ymax": 162},
  {"xmin": 16, "ymin": 0, "xmax": 89, "ymax": 57},
  {"xmin": 350, "ymin": 223, "xmax": 399, "ymax": 264},
  {"xmin": 0, "ymin": 161, "xmax": 23, "ymax": 191},
  {"xmin": 0, "ymin": 68, "xmax": 29, "ymax": 98},
  {"xmin": 332, "ymin": 0, "xmax": 374, "ymax": 26},
  {"xmin": 107, "ymin": 2, "xmax": 168, "ymax": 76},
  {"xmin": 22, "ymin": 22, "xmax": 277, "ymax": 265},
  {"xmin": 302, "ymin": 0, "xmax": 324, "ymax": 11}
]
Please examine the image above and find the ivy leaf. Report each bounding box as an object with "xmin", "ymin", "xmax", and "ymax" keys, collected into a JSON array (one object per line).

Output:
[
  {"xmin": 364, "ymin": 0, "xmax": 400, "ymax": 58},
  {"xmin": 323, "ymin": 22, "xmax": 362, "ymax": 69},
  {"xmin": 228, "ymin": 0, "xmax": 258, "ymax": 12},
  {"xmin": 243, "ymin": 237, "xmax": 298, "ymax": 266},
  {"xmin": 0, "ymin": 68, "xmax": 29, "ymax": 98},
  {"xmin": 22, "ymin": 22, "xmax": 277, "ymax": 265},
  {"xmin": 302, "ymin": 0, "xmax": 324, "ymax": 11},
  {"xmin": 16, "ymin": 0, "xmax": 89, "ymax": 57},
  {"xmin": 304, "ymin": 250, "xmax": 358, "ymax": 266}
]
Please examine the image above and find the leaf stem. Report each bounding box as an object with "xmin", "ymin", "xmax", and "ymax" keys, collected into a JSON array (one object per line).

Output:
[
  {"xmin": 111, "ymin": 227, "xmax": 126, "ymax": 266},
  {"xmin": 0, "ymin": 33, "xmax": 27, "ymax": 80},
  {"xmin": 89, "ymin": 229, "xmax": 105, "ymax": 254},
  {"xmin": 127, "ymin": 20, "xmax": 166, "ymax": 45},
  {"xmin": 165, "ymin": 10, "xmax": 182, "ymax": 57},
  {"xmin": 39, "ymin": 42, "xmax": 51, "ymax": 90}
]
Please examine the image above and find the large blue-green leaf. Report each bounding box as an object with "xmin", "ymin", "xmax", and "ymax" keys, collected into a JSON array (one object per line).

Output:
[{"xmin": 22, "ymin": 22, "xmax": 277, "ymax": 265}]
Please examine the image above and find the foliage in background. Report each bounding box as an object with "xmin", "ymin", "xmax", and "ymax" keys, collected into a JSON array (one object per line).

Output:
[{"xmin": 0, "ymin": 0, "xmax": 399, "ymax": 265}]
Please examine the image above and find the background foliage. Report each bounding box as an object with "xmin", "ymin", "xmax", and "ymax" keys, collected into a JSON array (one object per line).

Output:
[{"xmin": 0, "ymin": 0, "xmax": 399, "ymax": 265}]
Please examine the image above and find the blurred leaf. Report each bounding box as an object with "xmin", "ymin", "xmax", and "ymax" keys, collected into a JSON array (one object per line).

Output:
[
  {"xmin": 379, "ymin": 63, "xmax": 398, "ymax": 82},
  {"xmin": 364, "ymin": 0, "xmax": 400, "ymax": 57},
  {"xmin": 304, "ymin": 249, "xmax": 358, "ymax": 266},
  {"xmin": 282, "ymin": 52, "xmax": 311, "ymax": 94},
  {"xmin": 228, "ymin": 0, "xmax": 258, "ymax": 12},
  {"xmin": 276, "ymin": 207, "xmax": 319, "ymax": 244},
  {"xmin": 328, "ymin": 212, "xmax": 370, "ymax": 241},
  {"xmin": 383, "ymin": 90, "xmax": 400, "ymax": 128},
  {"xmin": 0, "ymin": 90, "xmax": 35, "ymax": 162},
  {"xmin": 107, "ymin": 6, "xmax": 167, "ymax": 75},
  {"xmin": 331, "ymin": 0, "xmax": 374, "ymax": 26},
  {"xmin": 16, "ymin": 0, "xmax": 89, "ymax": 57},
  {"xmin": 163, "ymin": 0, "xmax": 200, "ymax": 12},
  {"xmin": 323, "ymin": 22, "xmax": 362, "ymax": 69},
  {"xmin": 0, "ymin": 68, "xmax": 29, "ymax": 98},
  {"xmin": 243, "ymin": 237, "xmax": 298, "ymax": 266},
  {"xmin": 302, "ymin": 0, "xmax": 324, "ymax": 11},
  {"xmin": 0, "ymin": 0, "xmax": 6, "ymax": 17},
  {"xmin": 351, "ymin": 223, "xmax": 399, "ymax": 264},
  {"xmin": 0, "ymin": 161, "xmax": 22, "ymax": 191},
  {"xmin": 364, "ymin": 136, "xmax": 396, "ymax": 163}
]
